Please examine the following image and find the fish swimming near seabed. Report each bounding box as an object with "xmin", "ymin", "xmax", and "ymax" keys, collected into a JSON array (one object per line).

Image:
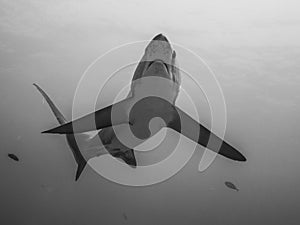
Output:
[
  {"xmin": 40, "ymin": 34, "xmax": 247, "ymax": 179},
  {"xmin": 225, "ymin": 181, "xmax": 239, "ymax": 191},
  {"xmin": 8, "ymin": 153, "xmax": 19, "ymax": 161}
]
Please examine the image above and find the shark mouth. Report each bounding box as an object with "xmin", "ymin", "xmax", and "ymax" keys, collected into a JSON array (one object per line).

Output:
[{"xmin": 147, "ymin": 60, "xmax": 170, "ymax": 73}]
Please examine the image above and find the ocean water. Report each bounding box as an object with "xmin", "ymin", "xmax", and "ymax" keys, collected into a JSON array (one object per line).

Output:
[{"xmin": 1, "ymin": 1, "xmax": 300, "ymax": 224}]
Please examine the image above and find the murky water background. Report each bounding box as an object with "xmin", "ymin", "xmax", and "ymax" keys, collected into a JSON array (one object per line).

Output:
[{"xmin": 1, "ymin": 1, "xmax": 300, "ymax": 224}]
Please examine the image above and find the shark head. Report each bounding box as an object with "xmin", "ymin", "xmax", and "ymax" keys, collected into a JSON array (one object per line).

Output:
[
  {"xmin": 143, "ymin": 34, "xmax": 173, "ymax": 79},
  {"xmin": 130, "ymin": 34, "xmax": 181, "ymax": 102}
]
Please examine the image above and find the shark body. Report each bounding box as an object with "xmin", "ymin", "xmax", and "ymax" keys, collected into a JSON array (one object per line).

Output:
[{"xmin": 39, "ymin": 34, "xmax": 246, "ymax": 180}]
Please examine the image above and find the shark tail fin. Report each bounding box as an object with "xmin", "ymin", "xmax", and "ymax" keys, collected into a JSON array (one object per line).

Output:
[
  {"xmin": 34, "ymin": 83, "xmax": 87, "ymax": 181},
  {"xmin": 75, "ymin": 160, "xmax": 87, "ymax": 181},
  {"xmin": 33, "ymin": 83, "xmax": 67, "ymax": 125}
]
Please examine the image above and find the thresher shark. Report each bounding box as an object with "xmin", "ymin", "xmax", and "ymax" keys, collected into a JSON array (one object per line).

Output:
[{"xmin": 36, "ymin": 34, "xmax": 246, "ymax": 181}]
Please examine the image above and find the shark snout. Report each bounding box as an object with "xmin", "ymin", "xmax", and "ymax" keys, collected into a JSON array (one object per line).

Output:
[
  {"xmin": 144, "ymin": 34, "xmax": 173, "ymax": 76},
  {"xmin": 152, "ymin": 33, "xmax": 169, "ymax": 42}
]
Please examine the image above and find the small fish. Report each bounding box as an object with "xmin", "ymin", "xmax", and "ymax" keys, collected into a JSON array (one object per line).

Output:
[
  {"xmin": 225, "ymin": 181, "xmax": 239, "ymax": 191},
  {"xmin": 8, "ymin": 153, "xmax": 19, "ymax": 161},
  {"xmin": 123, "ymin": 213, "xmax": 128, "ymax": 220}
]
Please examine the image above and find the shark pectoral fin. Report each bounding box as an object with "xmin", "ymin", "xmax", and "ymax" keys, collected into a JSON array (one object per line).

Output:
[
  {"xmin": 42, "ymin": 99, "xmax": 131, "ymax": 134},
  {"xmin": 167, "ymin": 106, "xmax": 247, "ymax": 162}
]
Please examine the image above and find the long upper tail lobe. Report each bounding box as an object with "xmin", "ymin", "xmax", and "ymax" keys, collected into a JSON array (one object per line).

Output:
[{"xmin": 33, "ymin": 83, "xmax": 87, "ymax": 180}]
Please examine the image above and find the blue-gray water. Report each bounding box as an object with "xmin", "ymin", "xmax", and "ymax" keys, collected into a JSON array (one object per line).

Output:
[{"xmin": 1, "ymin": 1, "xmax": 300, "ymax": 224}]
